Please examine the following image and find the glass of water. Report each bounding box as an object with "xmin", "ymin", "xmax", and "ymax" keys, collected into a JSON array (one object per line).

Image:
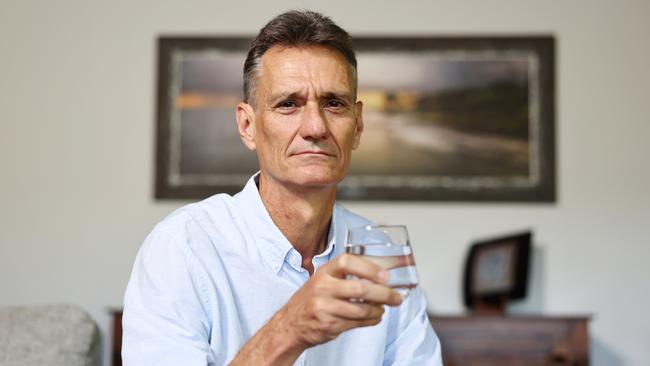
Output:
[{"xmin": 345, "ymin": 225, "xmax": 419, "ymax": 299}]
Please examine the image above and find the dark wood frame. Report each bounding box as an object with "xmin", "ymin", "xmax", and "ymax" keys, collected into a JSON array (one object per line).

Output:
[
  {"xmin": 463, "ymin": 231, "xmax": 532, "ymax": 311},
  {"xmin": 155, "ymin": 36, "xmax": 555, "ymax": 202},
  {"xmin": 155, "ymin": 37, "xmax": 252, "ymax": 200}
]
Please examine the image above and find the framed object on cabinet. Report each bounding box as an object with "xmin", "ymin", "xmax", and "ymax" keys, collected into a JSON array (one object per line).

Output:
[{"xmin": 463, "ymin": 231, "xmax": 532, "ymax": 311}]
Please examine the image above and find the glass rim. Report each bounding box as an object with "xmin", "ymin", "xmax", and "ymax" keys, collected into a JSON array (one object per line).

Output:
[
  {"xmin": 345, "ymin": 224, "xmax": 410, "ymax": 247},
  {"xmin": 345, "ymin": 242, "xmax": 409, "ymax": 247},
  {"xmin": 350, "ymin": 224, "xmax": 408, "ymax": 230}
]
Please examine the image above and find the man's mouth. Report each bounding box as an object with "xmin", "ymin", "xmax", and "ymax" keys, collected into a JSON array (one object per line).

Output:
[{"xmin": 293, "ymin": 150, "xmax": 333, "ymax": 156}]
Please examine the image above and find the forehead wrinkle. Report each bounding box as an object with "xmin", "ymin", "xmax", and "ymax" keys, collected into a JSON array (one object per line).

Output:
[
  {"xmin": 258, "ymin": 45, "xmax": 356, "ymax": 104},
  {"xmin": 265, "ymin": 65, "xmax": 352, "ymax": 100},
  {"xmin": 266, "ymin": 89, "xmax": 307, "ymax": 104}
]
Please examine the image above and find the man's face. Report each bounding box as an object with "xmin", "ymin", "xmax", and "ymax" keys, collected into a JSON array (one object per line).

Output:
[{"xmin": 237, "ymin": 45, "xmax": 363, "ymax": 190}]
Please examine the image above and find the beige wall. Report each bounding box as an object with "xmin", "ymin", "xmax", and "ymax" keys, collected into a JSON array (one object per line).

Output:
[{"xmin": 1, "ymin": 1, "xmax": 648, "ymax": 365}]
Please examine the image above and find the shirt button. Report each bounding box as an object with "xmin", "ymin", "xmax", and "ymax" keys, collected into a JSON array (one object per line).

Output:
[{"xmin": 291, "ymin": 252, "xmax": 302, "ymax": 269}]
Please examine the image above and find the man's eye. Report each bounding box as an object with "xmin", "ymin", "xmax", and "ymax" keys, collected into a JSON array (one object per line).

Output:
[
  {"xmin": 325, "ymin": 100, "xmax": 346, "ymax": 109},
  {"xmin": 278, "ymin": 101, "xmax": 298, "ymax": 109}
]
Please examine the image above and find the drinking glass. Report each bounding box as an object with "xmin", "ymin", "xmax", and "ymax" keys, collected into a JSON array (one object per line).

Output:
[{"xmin": 345, "ymin": 225, "xmax": 419, "ymax": 299}]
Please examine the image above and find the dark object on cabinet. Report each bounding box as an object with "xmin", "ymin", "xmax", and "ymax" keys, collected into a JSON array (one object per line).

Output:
[
  {"xmin": 429, "ymin": 315, "xmax": 590, "ymax": 366},
  {"xmin": 463, "ymin": 231, "xmax": 532, "ymax": 313}
]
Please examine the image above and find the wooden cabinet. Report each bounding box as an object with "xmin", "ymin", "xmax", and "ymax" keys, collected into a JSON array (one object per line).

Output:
[
  {"xmin": 110, "ymin": 310, "xmax": 122, "ymax": 366},
  {"xmin": 429, "ymin": 315, "xmax": 590, "ymax": 366},
  {"xmin": 111, "ymin": 311, "xmax": 589, "ymax": 366}
]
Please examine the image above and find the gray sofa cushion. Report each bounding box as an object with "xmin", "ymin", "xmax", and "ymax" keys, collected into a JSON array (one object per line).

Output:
[{"xmin": 0, "ymin": 304, "xmax": 100, "ymax": 366}]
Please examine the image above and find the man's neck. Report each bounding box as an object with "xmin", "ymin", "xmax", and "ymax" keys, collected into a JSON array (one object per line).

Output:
[{"xmin": 258, "ymin": 173, "xmax": 336, "ymax": 275}]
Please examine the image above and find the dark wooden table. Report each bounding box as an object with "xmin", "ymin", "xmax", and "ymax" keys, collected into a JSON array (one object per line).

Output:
[
  {"xmin": 429, "ymin": 314, "xmax": 590, "ymax": 366},
  {"xmin": 110, "ymin": 310, "xmax": 122, "ymax": 366},
  {"xmin": 111, "ymin": 310, "xmax": 589, "ymax": 366}
]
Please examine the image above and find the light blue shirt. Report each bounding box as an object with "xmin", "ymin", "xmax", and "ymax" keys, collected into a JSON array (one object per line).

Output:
[{"xmin": 123, "ymin": 174, "xmax": 442, "ymax": 365}]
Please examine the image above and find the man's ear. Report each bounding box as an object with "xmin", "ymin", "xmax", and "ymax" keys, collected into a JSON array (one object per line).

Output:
[
  {"xmin": 236, "ymin": 102, "xmax": 257, "ymax": 151},
  {"xmin": 351, "ymin": 101, "xmax": 364, "ymax": 150}
]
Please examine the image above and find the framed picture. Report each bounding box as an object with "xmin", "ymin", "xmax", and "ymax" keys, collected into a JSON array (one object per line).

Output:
[
  {"xmin": 463, "ymin": 231, "xmax": 532, "ymax": 310},
  {"xmin": 155, "ymin": 36, "xmax": 555, "ymax": 201}
]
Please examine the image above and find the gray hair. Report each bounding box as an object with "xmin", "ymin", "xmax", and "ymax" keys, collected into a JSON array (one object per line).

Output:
[{"xmin": 243, "ymin": 10, "xmax": 357, "ymax": 106}]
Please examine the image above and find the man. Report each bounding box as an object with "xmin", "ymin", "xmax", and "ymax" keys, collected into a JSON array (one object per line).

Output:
[{"xmin": 123, "ymin": 10, "xmax": 442, "ymax": 365}]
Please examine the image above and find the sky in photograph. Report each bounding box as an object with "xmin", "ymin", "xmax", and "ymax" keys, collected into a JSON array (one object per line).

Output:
[
  {"xmin": 180, "ymin": 50, "xmax": 246, "ymax": 94},
  {"xmin": 357, "ymin": 51, "xmax": 529, "ymax": 92},
  {"xmin": 178, "ymin": 49, "xmax": 530, "ymax": 95}
]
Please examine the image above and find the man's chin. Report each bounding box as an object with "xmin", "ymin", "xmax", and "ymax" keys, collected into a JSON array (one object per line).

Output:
[
  {"xmin": 260, "ymin": 165, "xmax": 348, "ymax": 191},
  {"xmin": 289, "ymin": 170, "xmax": 345, "ymax": 189},
  {"xmin": 293, "ymin": 176, "xmax": 341, "ymax": 189}
]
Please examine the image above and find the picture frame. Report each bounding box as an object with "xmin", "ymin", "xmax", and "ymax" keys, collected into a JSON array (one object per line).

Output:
[
  {"xmin": 154, "ymin": 36, "xmax": 555, "ymax": 201},
  {"xmin": 463, "ymin": 231, "xmax": 532, "ymax": 310}
]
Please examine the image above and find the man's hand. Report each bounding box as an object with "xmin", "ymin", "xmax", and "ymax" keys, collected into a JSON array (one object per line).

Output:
[
  {"xmin": 230, "ymin": 253, "xmax": 403, "ymax": 365},
  {"xmin": 276, "ymin": 253, "xmax": 403, "ymax": 347}
]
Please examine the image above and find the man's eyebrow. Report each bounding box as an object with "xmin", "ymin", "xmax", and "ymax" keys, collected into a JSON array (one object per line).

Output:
[
  {"xmin": 267, "ymin": 91, "xmax": 304, "ymax": 105},
  {"xmin": 321, "ymin": 91, "xmax": 354, "ymax": 102},
  {"xmin": 267, "ymin": 90, "xmax": 354, "ymax": 105}
]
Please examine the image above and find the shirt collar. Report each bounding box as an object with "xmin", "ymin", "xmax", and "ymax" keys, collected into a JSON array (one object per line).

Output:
[
  {"xmin": 314, "ymin": 222, "xmax": 337, "ymax": 260},
  {"xmin": 235, "ymin": 173, "xmax": 340, "ymax": 274}
]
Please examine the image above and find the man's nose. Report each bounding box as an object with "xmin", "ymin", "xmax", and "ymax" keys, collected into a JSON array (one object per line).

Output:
[{"xmin": 298, "ymin": 102, "xmax": 329, "ymax": 140}]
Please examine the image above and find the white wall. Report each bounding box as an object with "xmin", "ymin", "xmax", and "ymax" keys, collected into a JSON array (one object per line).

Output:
[{"xmin": 1, "ymin": 0, "xmax": 648, "ymax": 365}]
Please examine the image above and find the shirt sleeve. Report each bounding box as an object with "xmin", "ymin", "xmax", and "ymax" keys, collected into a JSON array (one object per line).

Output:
[
  {"xmin": 122, "ymin": 228, "xmax": 217, "ymax": 366},
  {"xmin": 383, "ymin": 287, "xmax": 443, "ymax": 366}
]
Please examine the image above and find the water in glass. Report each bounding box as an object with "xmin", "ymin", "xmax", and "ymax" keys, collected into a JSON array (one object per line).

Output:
[{"xmin": 345, "ymin": 225, "xmax": 419, "ymax": 299}]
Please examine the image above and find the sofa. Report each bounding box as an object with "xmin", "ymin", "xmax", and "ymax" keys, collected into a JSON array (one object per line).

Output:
[{"xmin": 0, "ymin": 304, "xmax": 100, "ymax": 366}]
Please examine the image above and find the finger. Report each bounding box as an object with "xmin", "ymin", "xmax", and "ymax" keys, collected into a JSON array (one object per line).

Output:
[
  {"xmin": 326, "ymin": 299, "xmax": 385, "ymax": 321},
  {"xmin": 312, "ymin": 312, "xmax": 384, "ymax": 340},
  {"xmin": 362, "ymin": 254, "xmax": 413, "ymax": 270},
  {"xmin": 313, "ymin": 299, "xmax": 384, "ymax": 335},
  {"xmin": 333, "ymin": 314, "xmax": 384, "ymax": 334},
  {"xmin": 333, "ymin": 278, "xmax": 403, "ymax": 306},
  {"xmin": 348, "ymin": 316, "xmax": 384, "ymax": 329},
  {"xmin": 325, "ymin": 254, "xmax": 388, "ymax": 283}
]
